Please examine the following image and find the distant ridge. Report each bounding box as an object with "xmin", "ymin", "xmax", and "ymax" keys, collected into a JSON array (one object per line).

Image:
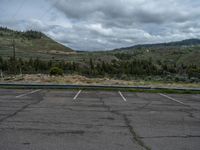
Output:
[{"xmin": 114, "ymin": 38, "xmax": 200, "ymax": 51}]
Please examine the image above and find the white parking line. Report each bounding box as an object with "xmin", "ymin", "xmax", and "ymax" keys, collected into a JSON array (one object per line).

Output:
[
  {"xmin": 159, "ymin": 93, "xmax": 186, "ymax": 105},
  {"xmin": 118, "ymin": 91, "xmax": 127, "ymax": 101},
  {"xmin": 16, "ymin": 89, "xmax": 41, "ymax": 98},
  {"xmin": 73, "ymin": 90, "xmax": 82, "ymax": 100}
]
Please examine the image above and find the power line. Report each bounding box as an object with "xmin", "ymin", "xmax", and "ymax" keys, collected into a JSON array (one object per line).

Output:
[
  {"xmin": 5, "ymin": 0, "xmax": 26, "ymax": 72},
  {"xmin": 39, "ymin": 0, "xmax": 62, "ymax": 20},
  {"xmin": 6, "ymin": 0, "xmax": 26, "ymax": 59},
  {"xmin": 6, "ymin": 0, "xmax": 63, "ymax": 60},
  {"xmin": 9, "ymin": 0, "xmax": 26, "ymax": 22},
  {"xmin": 27, "ymin": 0, "xmax": 63, "ymax": 30}
]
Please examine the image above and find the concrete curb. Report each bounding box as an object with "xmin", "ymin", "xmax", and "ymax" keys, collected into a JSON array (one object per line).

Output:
[{"xmin": 0, "ymin": 83, "xmax": 200, "ymax": 91}]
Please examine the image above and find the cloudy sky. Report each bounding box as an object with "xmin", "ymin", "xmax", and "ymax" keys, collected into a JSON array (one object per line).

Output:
[{"xmin": 0, "ymin": 0, "xmax": 200, "ymax": 50}]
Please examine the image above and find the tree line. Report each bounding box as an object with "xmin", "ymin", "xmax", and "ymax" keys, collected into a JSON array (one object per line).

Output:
[
  {"xmin": 0, "ymin": 57, "xmax": 78, "ymax": 75},
  {"xmin": 0, "ymin": 56, "xmax": 199, "ymax": 82},
  {"xmin": 0, "ymin": 27, "xmax": 43, "ymax": 39}
]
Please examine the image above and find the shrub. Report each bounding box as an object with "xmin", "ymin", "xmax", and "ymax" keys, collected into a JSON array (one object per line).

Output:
[
  {"xmin": 49, "ymin": 67, "xmax": 63, "ymax": 76},
  {"xmin": 175, "ymin": 75, "xmax": 188, "ymax": 82}
]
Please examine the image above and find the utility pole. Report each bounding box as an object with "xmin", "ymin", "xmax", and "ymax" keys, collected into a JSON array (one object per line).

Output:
[
  {"xmin": 12, "ymin": 39, "xmax": 16, "ymax": 74},
  {"xmin": 12, "ymin": 39, "xmax": 16, "ymax": 60},
  {"xmin": 0, "ymin": 70, "xmax": 3, "ymax": 81},
  {"xmin": 20, "ymin": 67, "xmax": 22, "ymax": 77}
]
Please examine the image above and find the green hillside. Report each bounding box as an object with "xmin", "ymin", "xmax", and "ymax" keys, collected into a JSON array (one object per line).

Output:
[
  {"xmin": 115, "ymin": 39, "xmax": 200, "ymax": 50},
  {"xmin": 0, "ymin": 27, "xmax": 199, "ymax": 82},
  {"xmin": 111, "ymin": 39, "xmax": 200, "ymax": 66},
  {"xmin": 0, "ymin": 27, "xmax": 75, "ymax": 60}
]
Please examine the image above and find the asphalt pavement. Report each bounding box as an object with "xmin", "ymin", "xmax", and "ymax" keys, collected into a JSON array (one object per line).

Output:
[{"xmin": 0, "ymin": 89, "xmax": 199, "ymax": 150}]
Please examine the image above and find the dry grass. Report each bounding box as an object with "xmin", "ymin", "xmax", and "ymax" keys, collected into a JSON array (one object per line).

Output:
[{"xmin": 1, "ymin": 74, "xmax": 200, "ymax": 88}]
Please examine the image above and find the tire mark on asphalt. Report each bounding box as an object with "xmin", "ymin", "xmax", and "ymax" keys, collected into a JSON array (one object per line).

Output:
[
  {"xmin": 0, "ymin": 92, "xmax": 44, "ymax": 123},
  {"xmin": 0, "ymin": 127, "xmax": 101, "ymax": 135},
  {"xmin": 5, "ymin": 120, "xmax": 127, "ymax": 128},
  {"xmin": 45, "ymin": 130, "xmax": 85, "ymax": 136},
  {"xmin": 98, "ymin": 96, "xmax": 151, "ymax": 150}
]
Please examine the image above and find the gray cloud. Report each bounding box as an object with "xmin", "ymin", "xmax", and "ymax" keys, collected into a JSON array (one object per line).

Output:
[
  {"xmin": 55, "ymin": 0, "xmax": 200, "ymax": 25},
  {"xmin": 0, "ymin": 0, "xmax": 200, "ymax": 50}
]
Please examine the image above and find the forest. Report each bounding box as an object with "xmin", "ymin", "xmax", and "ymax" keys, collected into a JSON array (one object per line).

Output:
[{"xmin": 0, "ymin": 56, "xmax": 199, "ymax": 83}]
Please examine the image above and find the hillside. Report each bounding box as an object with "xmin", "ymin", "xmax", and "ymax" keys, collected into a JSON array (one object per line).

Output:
[
  {"xmin": 111, "ymin": 39, "xmax": 200, "ymax": 66},
  {"xmin": 115, "ymin": 39, "xmax": 200, "ymax": 51},
  {"xmin": 0, "ymin": 27, "xmax": 75, "ymax": 60},
  {"xmin": 1, "ymin": 27, "xmax": 199, "ymax": 67},
  {"xmin": 0, "ymin": 28, "xmax": 199, "ymax": 82}
]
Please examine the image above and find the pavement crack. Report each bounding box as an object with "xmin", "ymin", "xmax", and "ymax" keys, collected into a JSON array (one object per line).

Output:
[
  {"xmin": 180, "ymin": 109, "xmax": 200, "ymax": 121},
  {"xmin": 140, "ymin": 135, "xmax": 200, "ymax": 139},
  {"xmin": 135, "ymin": 101, "xmax": 153, "ymax": 111},
  {"xmin": 99, "ymin": 97, "xmax": 151, "ymax": 150},
  {"xmin": 0, "ymin": 93, "xmax": 44, "ymax": 123},
  {"xmin": 134, "ymin": 95, "xmax": 153, "ymax": 111},
  {"xmin": 122, "ymin": 114, "xmax": 151, "ymax": 150}
]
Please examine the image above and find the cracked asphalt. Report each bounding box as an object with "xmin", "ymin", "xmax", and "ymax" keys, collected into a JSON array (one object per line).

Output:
[{"xmin": 0, "ymin": 89, "xmax": 200, "ymax": 150}]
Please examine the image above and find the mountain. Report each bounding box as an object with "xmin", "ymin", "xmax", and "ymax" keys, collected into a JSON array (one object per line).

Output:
[
  {"xmin": 114, "ymin": 39, "xmax": 200, "ymax": 51},
  {"xmin": 110, "ymin": 39, "xmax": 200, "ymax": 66},
  {"xmin": 1, "ymin": 27, "xmax": 199, "ymax": 67},
  {"xmin": 0, "ymin": 27, "xmax": 75, "ymax": 60}
]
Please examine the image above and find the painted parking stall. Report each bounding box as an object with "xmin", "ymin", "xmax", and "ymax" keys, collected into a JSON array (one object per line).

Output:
[{"xmin": 0, "ymin": 89, "xmax": 199, "ymax": 150}]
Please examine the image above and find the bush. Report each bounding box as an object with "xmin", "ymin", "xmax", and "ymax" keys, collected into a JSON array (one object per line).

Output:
[
  {"xmin": 174, "ymin": 75, "xmax": 188, "ymax": 82},
  {"xmin": 49, "ymin": 67, "xmax": 63, "ymax": 76}
]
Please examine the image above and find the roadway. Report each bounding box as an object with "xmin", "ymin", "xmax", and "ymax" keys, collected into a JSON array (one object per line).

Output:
[{"xmin": 0, "ymin": 89, "xmax": 200, "ymax": 150}]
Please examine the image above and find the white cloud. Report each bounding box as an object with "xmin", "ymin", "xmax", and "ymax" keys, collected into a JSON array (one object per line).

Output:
[{"xmin": 0, "ymin": 0, "xmax": 200, "ymax": 50}]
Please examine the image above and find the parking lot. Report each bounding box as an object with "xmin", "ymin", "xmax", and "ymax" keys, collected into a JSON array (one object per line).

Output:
[{"xmin": 0, "ymin": 89, "xmax": 200, "ymax": 150}]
